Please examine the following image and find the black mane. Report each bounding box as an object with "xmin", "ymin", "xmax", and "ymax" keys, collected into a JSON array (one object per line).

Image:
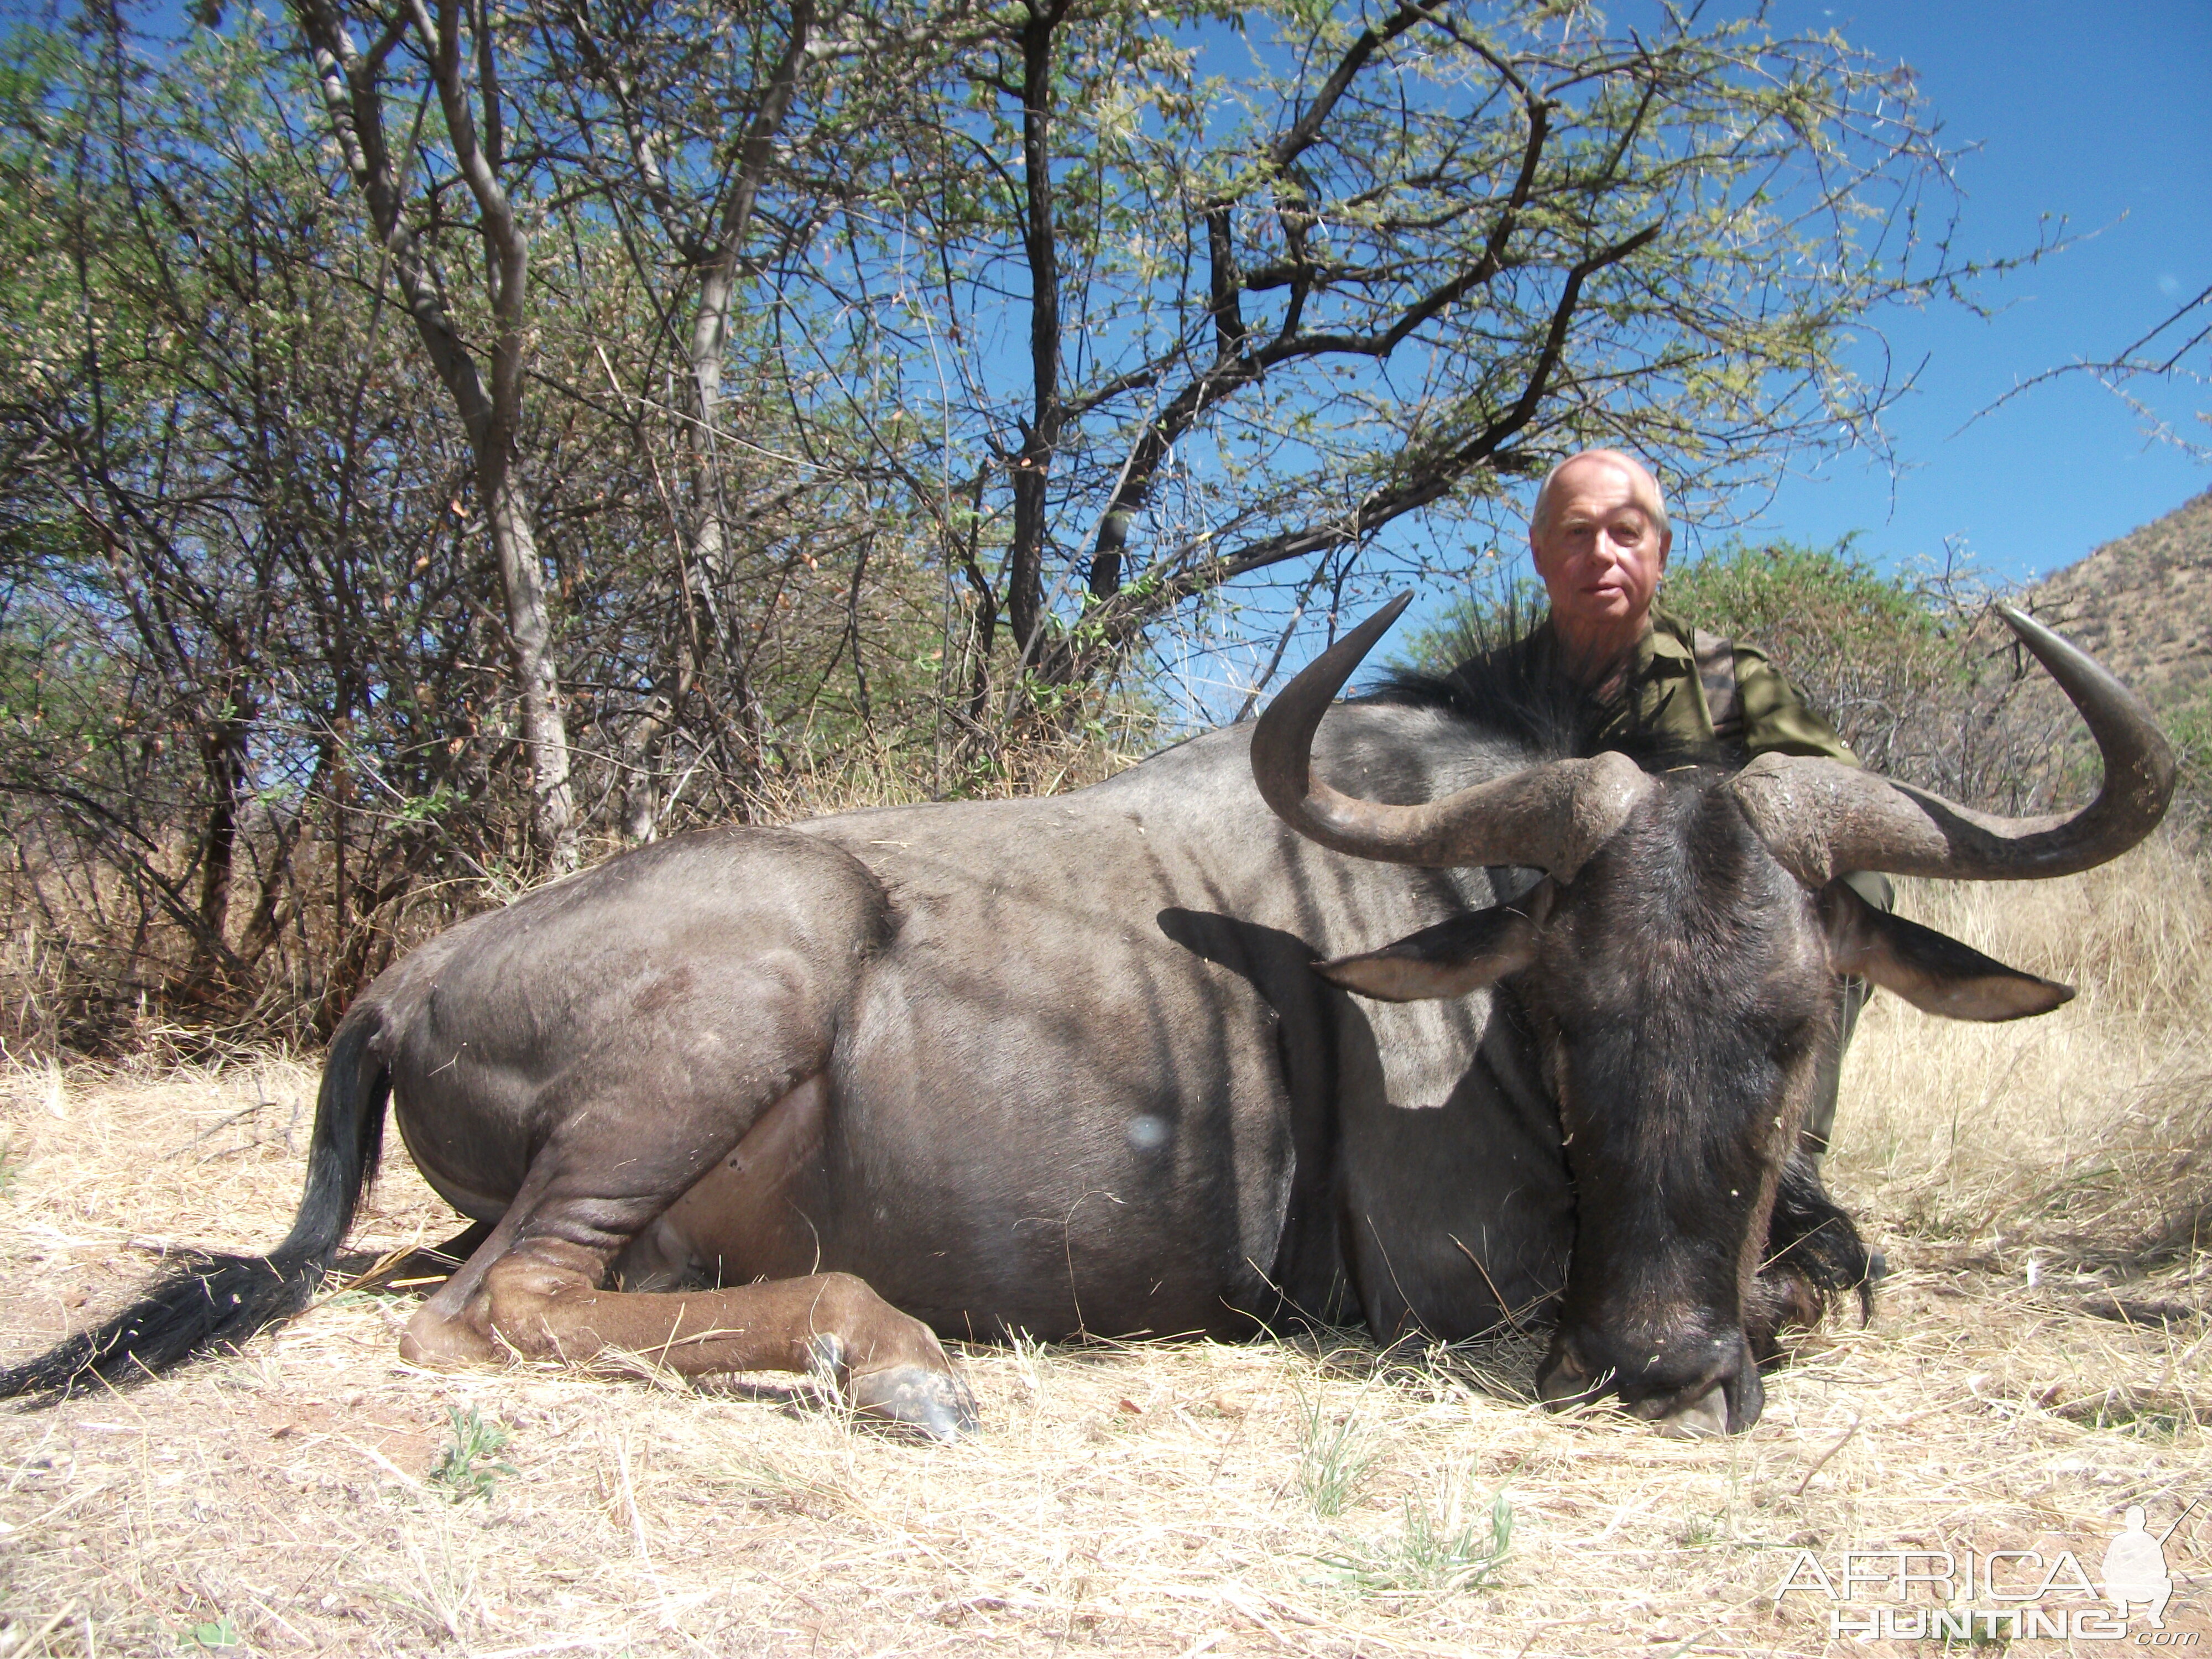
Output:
[{"xmin": 1366, "ymin": 606, "xmax": 1726, "ymax": 772}]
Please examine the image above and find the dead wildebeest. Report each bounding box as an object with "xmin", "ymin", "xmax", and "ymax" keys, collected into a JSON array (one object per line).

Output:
[{"xmin": 1, "ymin": 599, "xmax": 2172, "ymax": 1438}]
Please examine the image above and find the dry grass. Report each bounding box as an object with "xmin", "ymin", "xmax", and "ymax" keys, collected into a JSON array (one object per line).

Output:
[
  {"xmin": 1850, "ymin": 835, "xmax": 2212, "ymax": 1269},
  {"xmin": 2, "ymin": 842, "xmax": 2209, "ymax": 1655},
  {"xmin": 0, "ymin": 721, "xmax": 1149, "ymax": 1061}
]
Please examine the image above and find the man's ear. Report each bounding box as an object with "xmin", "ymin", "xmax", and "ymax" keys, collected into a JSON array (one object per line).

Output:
[
  {"xmin": 1528, "ymin": 527, "xmax": 1554, "ymax": 582},
  {"xmin": 1818, "ymin": 879, "xmax": 2073, "ymax": 1021},
  {"xmin": 1316, "ymin": 880, "xmax": 1555, "ymax": 1003}
]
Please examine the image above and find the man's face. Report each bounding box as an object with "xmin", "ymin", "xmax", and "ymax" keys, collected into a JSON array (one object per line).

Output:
[{"xmin": 1530, "ymin": 457, "xmax": 1670, "ymax": 639}]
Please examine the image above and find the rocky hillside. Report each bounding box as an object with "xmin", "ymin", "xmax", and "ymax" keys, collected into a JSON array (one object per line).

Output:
[{"xmin": 2032, "ymin": 488, "xmax": 2212, "ymax": 708}]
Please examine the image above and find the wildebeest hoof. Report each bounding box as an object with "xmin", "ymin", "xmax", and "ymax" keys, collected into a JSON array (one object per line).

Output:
[
  {"xmin": 400, "ymin": 1306, "xmax": 499, "ymax": 1369},
  {"xmin": 851, "ymin": 1365, "xmax": 978, "ymax": 1443},
  {"xmin": 1652, "ymin": 1385, "xmax": 1730, "ymax": 1439}
]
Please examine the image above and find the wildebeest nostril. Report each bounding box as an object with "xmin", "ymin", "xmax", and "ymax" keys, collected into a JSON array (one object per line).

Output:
[
  {"xmin": 1535, "ymin": 1336, "xmax": 1607, "ymax": 1409},
  {"xmin": 1543, "ymin": 1324, "xmax": 1764, "ymax": 1433}
]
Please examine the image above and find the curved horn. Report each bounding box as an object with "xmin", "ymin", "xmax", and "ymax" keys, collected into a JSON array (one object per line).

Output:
[
  {"xmin": 1728, "ymin": 602, "xmax": 2177, "ymax": 885},
  {"xmin": 1249, "ymin": 593, "xmax": 1651, "ymax": 879}
]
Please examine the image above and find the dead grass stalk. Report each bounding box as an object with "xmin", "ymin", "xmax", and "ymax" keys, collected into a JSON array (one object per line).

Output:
[{"xmin": 1, "ymin": 842, "xmax": 2207, "ymax": 1654}]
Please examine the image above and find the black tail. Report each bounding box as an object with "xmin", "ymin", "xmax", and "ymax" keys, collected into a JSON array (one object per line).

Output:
[{"xmin": 1, "ymin": 1009, "xmax": 390, "ymax": 1401}]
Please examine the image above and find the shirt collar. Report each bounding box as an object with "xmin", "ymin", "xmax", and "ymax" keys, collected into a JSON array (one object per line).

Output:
[
  {"xmin": 1641, "ymin": 608, "xmax": 1697, "ymax": 667},
  {"xmin": 1531, "ymin": 609, "xmax": 1691, "ymax": 680}
]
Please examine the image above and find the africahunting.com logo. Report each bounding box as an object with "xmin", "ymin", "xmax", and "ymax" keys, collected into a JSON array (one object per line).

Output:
[{"xmin": 1773, "ymin": 1505, "xmax": 2197, "ymax": 1643}]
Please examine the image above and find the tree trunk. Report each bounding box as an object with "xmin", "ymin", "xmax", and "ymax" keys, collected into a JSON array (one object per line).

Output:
[
  {"xmin": 178, "ymin": 682, "xmax": 253, "ymax": 1001},
  {"xmin": 483, "ymin": 456, "xmax": 575, "ymax": 867},
  {"xmin": 613, "ymin": 3, "xmax": 812, "ymax": 838},
  {"xmin": 295, "ymin": 0, "xmax": 577, "ymax": 873},
  {"xmin": 1005, "ymin": 0, "xmax": 1068, "ymax": 671}
]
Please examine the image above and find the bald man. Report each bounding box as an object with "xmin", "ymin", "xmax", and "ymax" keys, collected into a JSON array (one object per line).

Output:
[
  {"xmin": 1526, "ymin": 448, "xmax": 1857, "ymax": 760},
  {"xmin": 1515, "ymin": 448, "xmax": 1891, "ymax": 1159}
]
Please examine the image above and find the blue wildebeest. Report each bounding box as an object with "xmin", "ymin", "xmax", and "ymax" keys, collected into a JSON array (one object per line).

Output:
[{"xmin": 2, "ymin": 601, "xmax": 2172, "ymax": 1437}]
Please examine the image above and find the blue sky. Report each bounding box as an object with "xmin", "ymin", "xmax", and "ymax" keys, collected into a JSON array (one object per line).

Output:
[
  {"xmin": 42, "ymin": 1, "xmax": 2204, "ymax": 631},
  {"xmin": 1176, "ymin": 2, "xmax": 2212, "ymax": 718},
  {"xmin": 1725, "ymin": 0, "xmax": 2210, "ymax": 584}
]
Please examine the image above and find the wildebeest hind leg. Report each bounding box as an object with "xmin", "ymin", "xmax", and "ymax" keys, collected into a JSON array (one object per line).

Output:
[
  {"xmin": 399, "ymin": 1083, "xmax": 973, "ymax": 1441},
  {"xmin": 473, "ymin": 1243, "xmax": 973, "ymax": 1441}
]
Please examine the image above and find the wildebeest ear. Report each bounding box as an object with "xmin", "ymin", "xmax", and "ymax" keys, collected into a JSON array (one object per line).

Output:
[
  {"xmin": 1315, "ymin": 880, "xmax": 1554, "ymax": 1003},
  {"xmin": 1818, "ymin": 879, "xmax": 2074, "ymax": 1021}
]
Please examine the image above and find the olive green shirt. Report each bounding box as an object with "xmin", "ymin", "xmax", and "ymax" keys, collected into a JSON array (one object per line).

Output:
[
  {"xmin": 1594, "ymin": 612, "xmax": 1890, "ymax": 917},
  {"xmin": 1623, "ymin": 608, "xmax": 1859, "ymax": 766},
  {"xmin": 1462, "ymin": 611, "xmax": 1890, "ymax": 916}
]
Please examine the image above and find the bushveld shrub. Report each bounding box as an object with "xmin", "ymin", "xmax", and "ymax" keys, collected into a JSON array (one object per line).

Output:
[{"xmin": 10, "ymin": 538, "xmax": 2197, "ymax": 1058}]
